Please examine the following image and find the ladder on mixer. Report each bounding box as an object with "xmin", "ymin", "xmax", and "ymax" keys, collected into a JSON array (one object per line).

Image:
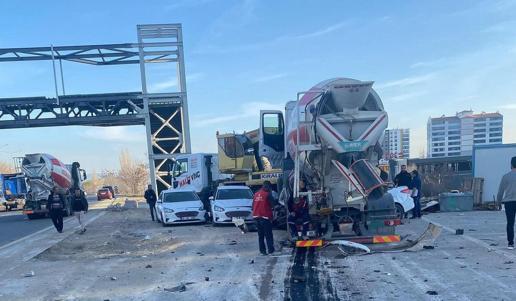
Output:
[{"xmin": 293, "ymin": 90, "xmax": 324, "ymax": 199}]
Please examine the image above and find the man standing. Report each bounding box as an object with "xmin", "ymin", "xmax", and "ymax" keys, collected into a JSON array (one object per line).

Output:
[
  {"xmin": 144, "ymin": 184, "xmax": 157, "ymax": 221},
  {"xmin": 410, "ymin": 170, "xmax": 422, "ymax": 219},
  {"xmin": 497, "ymin": 156, "xmax": 516, "ymax": 250},
  {"xmin": 287, "ymin": 180, "xmax": 310, "ymax": 240},
  {"xmin": 48, "ymin": 187, "xmax": 65, "ymax": 233},
  {"xmin": 252, "ymin": 181, "xmax": 275, "ymax": 255},
  {"xmin": 71, "ymin": 188, "xmax": 88, "ymax": 233},
  {"xmin": 394, "ymin": 165, "xmax": 412, "ymax": 187}
]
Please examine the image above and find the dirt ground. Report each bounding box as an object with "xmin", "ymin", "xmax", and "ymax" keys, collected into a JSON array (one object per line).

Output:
[{"xmin": 0, "ymin": 208, "xmax": 290, "ymax": 301}]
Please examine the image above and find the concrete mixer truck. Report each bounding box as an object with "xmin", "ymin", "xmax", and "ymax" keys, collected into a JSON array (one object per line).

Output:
[
  {"xmin": 257, "ymin": 78, "xmax": 401, "ymax": 239},
  {"xmin": 21, "ymin": 153, "xmax": 86, "ymax": 219}
]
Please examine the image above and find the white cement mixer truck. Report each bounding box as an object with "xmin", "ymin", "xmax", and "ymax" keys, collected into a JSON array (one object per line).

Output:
[
  {"xmin": 21, "ymin": 153, "xmax": 86, "ymax": 219},
  {"xmin": 258, "ymin": 78, "xmax": 400, "ymax": 239}
]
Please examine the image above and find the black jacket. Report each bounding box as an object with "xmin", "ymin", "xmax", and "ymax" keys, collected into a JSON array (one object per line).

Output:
[
  {"xmin": 144, "ymin": 189, "xmax": 157, "ymax": 204},
  {"xmin": 394, "ymin": 171, "xmax": 412, "ymax": 188},
  {"xmin": 72, "ymin": 191, "xmax": 89, "ymax": 212},
  {"xmin": 47, "ymin": 192, "xmax": 65, "ymax": 211}
]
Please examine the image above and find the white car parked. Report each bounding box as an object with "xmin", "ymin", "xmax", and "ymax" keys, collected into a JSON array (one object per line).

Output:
[
  {"xmin": 210, "ymin": 186, "xmax": 255, "ymax": 225},
  {"xmin": 388, "ymin": 186, "xmax": 415, "ymax": 219},
  {"xmin": 156, "ymin": 188, "xmax": 207, "ymax": 225}
]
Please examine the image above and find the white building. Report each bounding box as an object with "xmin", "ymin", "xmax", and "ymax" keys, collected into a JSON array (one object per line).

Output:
[
  {"xmin": 382, "ymin": 128, "xmax": 410, "ymax": 159},
  {"xmin": 427, "ymin": 110, "xmax": 503, "ymax": 158}
]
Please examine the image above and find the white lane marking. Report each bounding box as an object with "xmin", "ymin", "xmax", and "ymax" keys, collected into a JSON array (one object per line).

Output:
[
  {"xmin": 0, "ymin": 211, "xmax": 104, "ymax": 252},
  {"xmin": 439, "ymin": 250, "xmax": 511, "ymax": 294},
  {"xmin": 380, "ymin": 253, "xmax": 440, "ymax": 301},
  {"xmin": 423, "ymin": 216, "xmax": 516, "ymax": 261},
  {"xmin": 404, "ymin": 258, "xmax": 471, "ymax": 301}
]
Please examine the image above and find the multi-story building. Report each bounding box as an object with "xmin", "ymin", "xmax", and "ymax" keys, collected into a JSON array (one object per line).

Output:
[
  {"xmin": 427, "ymin": 110, "xmax": 503, "ymax": 158},
  {"xmin": 382, "ymin": 128, "xmax": 410, "ymax": 159}
]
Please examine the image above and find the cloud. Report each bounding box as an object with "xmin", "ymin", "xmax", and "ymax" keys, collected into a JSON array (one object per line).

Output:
[
  {"xmin": 82, "ymin": 126, "xmax": 146, "ymax": 143},
  {"xmin": 150, "ymin": 72, "xmax": 205, "ymax": 92},
  {"xmin": 192, "ymin": 101, "xmax": 283, "ymax": 127},
  {"xmin": 151, "ymin": 79, "xmax": 177, "ymax": 92},
  {"xmin": 289, "ymin": 21, "xmax": 350, "ymax": 40},
  {"xmin": 195, "ymin": 20, "xmax": 351, "ymax": 55},
  {"xmin": 499, "ymin": 103, "xmax": 516, "ymax": 110},
  {"xmin": 375, "ymin": 73, "xmax": 436, "ymax": 89},
  {"xmin": 165, "ymin": 0, "xmax": 214, "ymax": 10},
  {"xmin": 253, "ymin": 73, "xmax": 288, "ymax": 83},
  {"xmin": 384, "ymin": 91, "xmax": 427, "ymax": 103},
  {"xmin": 410, "ymin": 58, "xmax": 449, "ymax": 69}
]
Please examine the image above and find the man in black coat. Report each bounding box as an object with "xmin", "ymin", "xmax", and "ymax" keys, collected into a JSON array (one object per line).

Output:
[
  {"xmin": 144, "ymin": 184, "xmax": 157, "ymax": 221},
  {"xmin": 394, "ymin": 165, "xmax": 412, "ymax": 188},
  {"xmin": 72, "ymin": 188, "xmax": 89, "ymax": 233},
  {"xmin": 48, "ymin": 187, "xmax": 65, "ymax": 233}
]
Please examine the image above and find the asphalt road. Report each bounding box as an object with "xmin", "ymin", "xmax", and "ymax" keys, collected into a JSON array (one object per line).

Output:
[{"xmin": 0, "ymin": 195, "xmax": 98, "ymax": 247}]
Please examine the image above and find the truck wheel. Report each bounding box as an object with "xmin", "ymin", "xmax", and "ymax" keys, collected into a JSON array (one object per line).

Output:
[{"xmin": 395, "ymin": 203, "xmax": 405, "ymax": 220}]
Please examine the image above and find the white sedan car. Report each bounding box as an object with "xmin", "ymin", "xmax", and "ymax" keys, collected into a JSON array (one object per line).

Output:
[
  {"xmin": 210, "ymin": 186, "xmax": 255, "ymax": 225},
  {"xmin": 387, "ymin": 186, "xmax": 415, "ymax": 219},
  {"xmin": 156, "ymin": 189, "xmax": 207, "ymax": 225}
]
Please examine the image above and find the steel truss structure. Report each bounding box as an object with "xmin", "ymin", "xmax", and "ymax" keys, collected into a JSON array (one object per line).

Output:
[{"xmin": 0, "ymin": 23, "xmax": 190, "ymax": 193}]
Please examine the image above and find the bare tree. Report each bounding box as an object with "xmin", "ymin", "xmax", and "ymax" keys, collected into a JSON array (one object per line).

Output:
[
  {"xmin": 117, "ymin": 150, "xmax": 149, "ymax": 195},
  {"xmin": 0, "ymin": 161, "xmax": 14, "ymax": 173}
]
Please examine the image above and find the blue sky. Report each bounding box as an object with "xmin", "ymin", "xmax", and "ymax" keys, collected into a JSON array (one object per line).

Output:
[{"xmin": 1, "ymin": 0, "xmax": 515, "ymax": 172}]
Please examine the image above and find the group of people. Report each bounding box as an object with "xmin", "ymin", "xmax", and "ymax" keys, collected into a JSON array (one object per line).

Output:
[
  {"xmin": 141, "ymin": 156, "xmax": 516, "ymax": 254},
  {"xmin": 393, "ymin": 164, "xmax": 422, "ymax": 219},
  {"xmin": 48, "ymin": 187, "xmax": 89, "ymax": 234}
]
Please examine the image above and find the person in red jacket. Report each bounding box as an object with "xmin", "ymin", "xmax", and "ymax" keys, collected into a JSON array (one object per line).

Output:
[
  {"xmin": 288, "ymin": 180, "xmax": 310, "ymax": 240},
  {"xmin": 252, "ymin": 181, "xmax": 276, "ymax": 255}
]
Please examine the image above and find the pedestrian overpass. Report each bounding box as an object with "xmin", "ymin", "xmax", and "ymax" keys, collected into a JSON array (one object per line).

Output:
[{"xmin": 0, "ymin": 24, "xmax": 191, "ymax": 193}]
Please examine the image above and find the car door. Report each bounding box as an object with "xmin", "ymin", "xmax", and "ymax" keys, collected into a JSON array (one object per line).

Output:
[{"xmin": 259, "ymin": 110, "xmax": 285, "ymax": 169}]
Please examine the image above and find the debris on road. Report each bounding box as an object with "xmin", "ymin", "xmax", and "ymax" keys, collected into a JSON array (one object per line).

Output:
[
  {"xmin": 110, "ymin": 276, "xmax": 117, "ymax": 281},
  {"xmin": 455, "ymin": 229, "xmax": 464, "ymax": 235},
  {"xmin": 205, "ymin": 276, "xmax": 210, "ymax": 281},
  {"xmin": 164, "ymin": 283, "xmax": 187, "ymax": 293},
  {"xmin": 145, "ymin": 264, "xmax": 152, "ymax": 268},
  {"xmin": 426, "ymin": 290, "xmax": 438, "ymax": 295},
  {"xmin": 23, "ymin": 271, "xmax": 35, "ymax": 277}
]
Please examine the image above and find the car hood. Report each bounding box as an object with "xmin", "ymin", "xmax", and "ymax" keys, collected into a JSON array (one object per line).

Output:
[
  {"xmin": 162, "ymin": 200, "xmax": 203, "ymax": 211},
  {"xmin": 213, "ymin": 198, "xmax": 252, "ymax": 208}
]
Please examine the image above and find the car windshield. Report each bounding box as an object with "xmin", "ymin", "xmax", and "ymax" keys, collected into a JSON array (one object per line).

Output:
[
  {"xmin": 163, "ymin": 191, "xmax": 199, "ymax": 203},
  {"xmin": 216, "ymin": 189, "xmax": 253, "ymax": 200}
]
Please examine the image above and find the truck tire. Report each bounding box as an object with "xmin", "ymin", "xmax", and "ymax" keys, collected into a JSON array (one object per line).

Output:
[{"xmin": 395, "ymin": 203, "xmax": 405, "ymax": 220}]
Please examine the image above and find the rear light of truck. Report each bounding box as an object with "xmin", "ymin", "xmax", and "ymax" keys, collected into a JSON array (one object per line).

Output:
[{"xmin": 384, "ymin": 219, "xmax": 401, "ymax": 226}]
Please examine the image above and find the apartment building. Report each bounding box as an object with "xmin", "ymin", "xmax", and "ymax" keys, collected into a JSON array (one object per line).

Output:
[
  {"xmin": 427, "ymin": 110, "xmax": 503, "ymax": 158},
  {"xmin": 382, "ymin": 128, "xmax": 410, "ymax": 159}
]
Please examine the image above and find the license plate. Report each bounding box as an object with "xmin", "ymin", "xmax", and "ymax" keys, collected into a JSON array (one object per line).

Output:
[{"xmin": 181, "ymin": 216, "xmax": 194, "ymax": 220}]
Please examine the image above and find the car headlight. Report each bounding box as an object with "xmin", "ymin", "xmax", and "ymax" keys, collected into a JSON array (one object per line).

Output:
[
  {"xmin": 213, "ymin": 205, "xmax": 225, "ymax": 212},
  {"xmin": 164, "ymin": 208, "xmax": 174, "ymax": 213},
  {"xmin": 199, "ymin": 206, "xmax": 205, "ymax": 211}
]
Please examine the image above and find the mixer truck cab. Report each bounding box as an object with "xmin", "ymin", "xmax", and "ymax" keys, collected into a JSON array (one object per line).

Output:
[{"xmin": 167, "ymin": 153, "xmax": 224, "ymax": 208}]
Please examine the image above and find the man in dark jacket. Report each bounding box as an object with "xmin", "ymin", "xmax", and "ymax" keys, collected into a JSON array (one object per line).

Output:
[
  {"xmin": 394, "ymin": 165, "xmax": 412, "ymax": 187},
  {"xmin": 410, "ymin": 170, "xmax": 422, "ymax": 219},
  {"xmin": 144, "ymin": 184, "xmax": 157, "ymax": 221},
  {"xmin": 71, "ymin": 188, "xmax": 89, "ymax": 233},
  {"xmin": 287, "ymin": 180, "xmax": 310, "ymax": 240},
  {"xmin": 252, "ymin": 181, "xmax": 276, "ymax": 255},
  {"xmin": 48, "ymin": 187, "xmax": 65, "ymax": 233}
]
